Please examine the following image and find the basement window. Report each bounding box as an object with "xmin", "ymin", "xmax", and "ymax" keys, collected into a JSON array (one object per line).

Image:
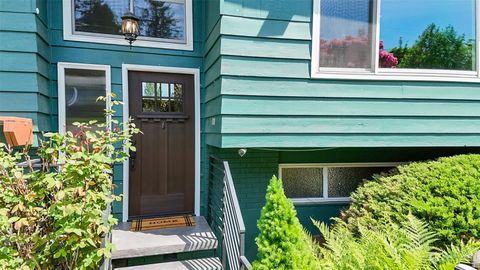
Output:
[
  {"xmin": 311, "ymin": 0, "xmax": 480, "ymax": 82},
  {"xmin": 63, "ymin": 0, "xmax": 193, "ymax": 50},
  {"xmin": 279, "ymin": 163, "xmax": 397, "ymax": 204}
]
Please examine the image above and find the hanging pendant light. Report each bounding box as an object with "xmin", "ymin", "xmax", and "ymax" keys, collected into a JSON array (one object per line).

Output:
[{"xmin": 121, "ymin": 1, "xmax": 139, "ymax": 47}]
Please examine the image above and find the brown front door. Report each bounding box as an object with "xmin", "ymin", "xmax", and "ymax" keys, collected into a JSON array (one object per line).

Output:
[{"xmin": 128, "ymin": 71, "xmax": 195, "ymax": 218}]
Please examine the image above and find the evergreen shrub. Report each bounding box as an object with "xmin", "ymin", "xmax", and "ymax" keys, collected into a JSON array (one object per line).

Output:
[
  {"xmin": 252, "ymin": 176, "xmax": 319, "ymax": 270},
  {"xmin": 342, "ymin": 154, "xmax": 480, "ymax": 247}
]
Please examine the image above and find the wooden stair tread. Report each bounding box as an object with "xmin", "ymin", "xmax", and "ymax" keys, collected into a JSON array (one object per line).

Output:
[{"xmin": 118, "ymin": 257, "xmax": 222, "ymax": 270}]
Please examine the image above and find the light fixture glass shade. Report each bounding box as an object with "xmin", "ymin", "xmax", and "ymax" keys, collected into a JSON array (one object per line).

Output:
[{"xmin": 121, "ymin": 11, "xmax": 139, "ymax": 45}]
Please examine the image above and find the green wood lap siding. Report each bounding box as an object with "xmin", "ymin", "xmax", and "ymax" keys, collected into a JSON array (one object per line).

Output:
[
  {"xmin": 204, "ymin": 0, "xmax": 480, "ymax": 148},
  {"xmin": 0, "ymin": 1, "xmax": 52, "ymax": 142}
]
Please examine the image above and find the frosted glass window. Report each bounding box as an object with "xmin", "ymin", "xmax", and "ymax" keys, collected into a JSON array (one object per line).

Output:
[
  {"xmin": 280, "ymin": 164, "xmax": 396, "ymax": 201},
  {"xmin": 64, "ymin": 68, "xmax": 106, "ymax": 132},
  {"xmin": 328, "ymin": 167, "xmax": 393, "ymax": 197},
  {"xmin": 281, "ymin": 168, "xmax": 323, "ymax": 198},
  {"xmin": 319, "ymin": 0, "xmax": 374, "ymax": 69}
]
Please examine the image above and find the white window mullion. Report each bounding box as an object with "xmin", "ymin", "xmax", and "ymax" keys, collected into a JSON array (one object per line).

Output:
[
  {"xmin": 311, "ymin": 0, "xmax": 321, "ymax": 76},
  {"xmin": 323, "ymin": 167, "xmax": 329, "ymax": 199},
  {"xmin": 373, "ymin": 0, "xmax": 381, "ymax": 74},
  {"xmin": 476, "ymin": 0, "xmax": 480, "ymax": 78}
]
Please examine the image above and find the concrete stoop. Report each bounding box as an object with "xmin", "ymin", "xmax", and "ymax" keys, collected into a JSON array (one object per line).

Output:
[
  {"xmin": 112, "ymin": 216, "xmax": 221, "ymax": 269},
  {"xmin": 116, "ymin": 257, "xmax": 222, "ymax": 270}
]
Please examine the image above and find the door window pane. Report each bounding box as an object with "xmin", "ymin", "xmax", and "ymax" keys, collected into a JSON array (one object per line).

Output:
[
  {"xmin": 142, "ymin": 82, "xmax": 156, "ymax": 96},
  {"xmin": 141, "ymin": 82, "xmax": 183, "ymax": 113},
  {"xmin": 64, "ymin": 68, "xmax": 106, "ymax": 132},
  {"xmin": 74, "ymin": 0, "xmax": 186, "ymax": 42},
  {"xmin": 328, "ymin": 167, "xmax": 394, "ymax": 197},
  {"xmin": 142, "ymin": 98, "xmax": 156, "ymax": 112},
  {"xmin": 319, "ymin": 0, "xmax": 374, "ymax": 69},
  {"xmin": 379, "ymin": 0, "xmax": 476, "ymax": 70},
  {"xmin": 281, "ymin": 167, "xmax": 323, "ymax": 198},
  {"xmin": 171, "ymin": 83, "xmax": 182, "ymax": 98},
  {"xmin": 161, "ymin": 83, "xmax": 169, "ymax": 97}
]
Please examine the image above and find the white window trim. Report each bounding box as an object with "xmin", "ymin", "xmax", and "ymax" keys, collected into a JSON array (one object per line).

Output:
[
  {"xmin": 311, "ymin": 0, "xmax": 480, "ymax": 83},
  {"xmin": 278, "ymin": 162, "xmax": 400, "ymax": 205},
  {"xmin": 121, "ymin": 64, "xmax": 201, "ymax": 222},
  {"xmin": 57, "ymin": 62, "xmax": 112, "ymax": 135},
  {"xmin": 62, "ymin": 0, "xmax": 193, "ymax": 51}
]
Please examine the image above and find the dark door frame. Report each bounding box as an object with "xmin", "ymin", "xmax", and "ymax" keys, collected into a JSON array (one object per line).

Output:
[{"xmin": 121, "ymin": 64, "xmax": 200, "ymax": 222}]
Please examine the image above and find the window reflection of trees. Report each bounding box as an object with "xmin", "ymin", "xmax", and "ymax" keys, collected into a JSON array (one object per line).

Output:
[
  {"xmin": 74, "ymin": 0, "xmax": 184, "ymax": 40},
  {"xmin": 75, "ymin": 0, "xmax": 121, "ymax": 34},
  {"xmin": 136, "ymin": 0, "xmax": 183, "ymax": 40}
]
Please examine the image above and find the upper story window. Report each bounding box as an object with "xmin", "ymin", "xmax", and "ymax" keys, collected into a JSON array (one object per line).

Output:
[
  {"xmin": 63, "ymin": 0, "xmax": 193, "ymax": 50},
  {"xmin": 311, "ymin": 0, "xmax": 480, "ymax": 82}
]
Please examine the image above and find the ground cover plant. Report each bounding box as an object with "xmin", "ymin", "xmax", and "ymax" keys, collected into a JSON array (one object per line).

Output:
[
  {"xmin": 0, "ymin": 96, "xmax": 139, "ymax": 269},
  {"xmin": 314, "ymin": 216, "xmax": 479, "ymax": 270}
]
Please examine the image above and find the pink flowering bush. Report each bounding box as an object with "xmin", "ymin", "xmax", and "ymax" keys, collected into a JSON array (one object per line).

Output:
[
  {"xmin": 379, "ymin": 40, "xmax": 398, "ymax": 68},
  {"xmin": 320, "ymin": 38, "xmax": 398, "ymax": 68},
  {"xmin": 320, "ymin": 36, "xmax": 370, "ymax": 68}
]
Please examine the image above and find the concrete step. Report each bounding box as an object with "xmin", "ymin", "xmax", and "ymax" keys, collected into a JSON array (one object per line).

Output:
[
  {"xmin": 118, "ymin": 257, "xmax": 222, "ymax": 270},
  {"xmin": 112, "ymin": 216, "xmax": 217, "ymax": 260}
]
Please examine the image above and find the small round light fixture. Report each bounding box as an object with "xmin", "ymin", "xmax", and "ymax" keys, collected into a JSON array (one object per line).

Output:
[{"xmin": 121, "ymin": 11, "xmax": 139, "ymax": 47}]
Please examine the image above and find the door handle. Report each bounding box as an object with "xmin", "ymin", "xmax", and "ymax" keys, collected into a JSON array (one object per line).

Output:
[{"xmin": 130, "ymin": 140, "xmax": 137, "ymax": 170}]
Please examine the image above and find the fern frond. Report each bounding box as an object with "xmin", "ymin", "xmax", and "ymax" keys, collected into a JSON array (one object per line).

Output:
[
  {"xmin": 433, "ymin": 240, "xmax": 480, "ymax": 270},
  {"xmin": 402, "ymin": 214, "xmax": 438, "ymax": 250}
]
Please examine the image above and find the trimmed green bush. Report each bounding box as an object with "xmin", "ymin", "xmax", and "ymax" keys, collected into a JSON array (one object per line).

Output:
[
  {"xmin": 253, "ymin": 176, "xmax": 319, "ymax": 270},
  {"xmin": 341, "ymin": 154, "xmax": 480, "ymax": 247}
]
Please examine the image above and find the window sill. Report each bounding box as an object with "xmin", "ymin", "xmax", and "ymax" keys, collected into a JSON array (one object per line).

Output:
[
  {"xmin": 311, "ymin": 70, "xmax": 480, "ymax": 83},
  {"xmin": 290, "ymin": 197, "xmax": 351, "ymax": 205},
  {"xmin": 63, "ymin": 33, "xmax": 193, "ymax": 51}
]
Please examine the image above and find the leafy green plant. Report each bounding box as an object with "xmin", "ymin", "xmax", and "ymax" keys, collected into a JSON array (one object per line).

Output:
[
  {"xmin": 0, "ymin": 96, "xmax": 139, "ymax": 269},
  {"xmin": 341, "ymin": 154, "xmax": 480, "ymax": 247},
  {"xmin": 252, "ymin": 176, "xmax": 319, "ymax": 270},
  {"xmin": 314, "ymin": 216, "xmax": 479, "ymax": 270},
  {"xmin": 391, "ymin": 24, "xmax": 474, "ymax": 70}
]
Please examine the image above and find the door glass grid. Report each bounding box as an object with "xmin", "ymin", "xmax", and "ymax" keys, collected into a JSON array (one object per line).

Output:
[{"xmin": 141, "ymin": 82, "xmax": 183, "ymax": 113}]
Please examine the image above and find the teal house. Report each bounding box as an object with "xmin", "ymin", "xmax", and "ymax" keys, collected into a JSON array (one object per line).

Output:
[{"xmin": 2, "ymin": 0, "xmax": 480, "ymax": 268}]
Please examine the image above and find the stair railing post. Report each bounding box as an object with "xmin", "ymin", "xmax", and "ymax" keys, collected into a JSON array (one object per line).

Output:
[{"xmin": 221, "ymin": 172, "xmax": 228, "ymax": 269}]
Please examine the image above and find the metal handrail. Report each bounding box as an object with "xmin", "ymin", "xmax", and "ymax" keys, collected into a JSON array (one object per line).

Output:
[{"xmin": 207, "ymin": 156, "xmax": 252, "ymax": 270}]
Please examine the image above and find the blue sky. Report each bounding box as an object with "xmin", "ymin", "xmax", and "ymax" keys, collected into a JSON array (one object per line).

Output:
[{"xmin": 380, "ymin": 0, "xmax": 476, "ymax": 50}]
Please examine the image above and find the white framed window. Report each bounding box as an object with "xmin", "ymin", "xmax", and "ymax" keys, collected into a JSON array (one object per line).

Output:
[
  {"xmin": 278, "ymin": 163, "xmax": 398, "ymax": 204},
  {"xmin": 57, "ymin": 62, "xmax": 111, "ymax": 134},
  {"xmin": 63, "ymin": 0, "xmax": 193, "ymax": 50},
  {"xmin": 311, "ymin": 0, "xmax": 480, "ymax": 82}
]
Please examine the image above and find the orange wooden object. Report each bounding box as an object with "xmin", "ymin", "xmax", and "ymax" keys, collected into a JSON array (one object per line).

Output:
[{"xmin": 0, "ymin": 117, "xmax": 33, "ymax": 146}]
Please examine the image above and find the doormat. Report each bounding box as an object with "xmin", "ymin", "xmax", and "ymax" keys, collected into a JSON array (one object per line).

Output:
[{"xmin": 130, "ymin": 215, "xmax": 196, "ymax": 232}]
